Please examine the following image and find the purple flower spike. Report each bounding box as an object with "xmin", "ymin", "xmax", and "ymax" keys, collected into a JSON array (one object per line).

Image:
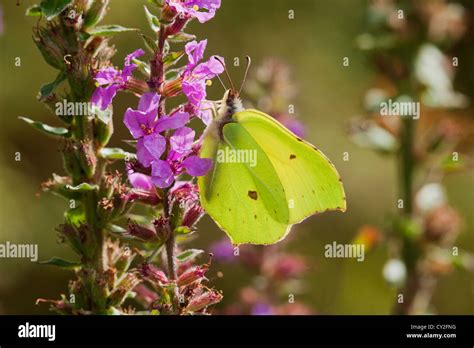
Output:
[
  {"xmin": 124, "ymin": 92, "xmax": 167, "ymax": 167},
  {"xmin": 92, "ymin": 49, "xmax": 145, "ymax": 110},
  {"xmin": 166, "ymin": 0, "xmax": 221, "ymax": 23}
]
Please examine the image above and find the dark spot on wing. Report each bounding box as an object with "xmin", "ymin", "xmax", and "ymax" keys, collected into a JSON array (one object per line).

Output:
[
  {"xmin": 254, "ymin": 215, "xmax": 257, "ymax": 219},
  {"xmin": 248, "ymin": 190, "xmax": 258, "ymax": 200},
  {"xmin": 312, "ymin": 190, "xmax": 315, "ymax": 194},
  {"xmin": 296, "ymin": 137, "xmax": 303, "ymax": 142},
  {"xmin": 216, "ymin": 193, "xmax": 220, "ymax": 197},
  {"xmin": 228, "ymin": 208, "xmax": 231, "ymax": 212},
  {"xmin": 290, "ymin": 154, "xmax": 296, "ymax": 159}
]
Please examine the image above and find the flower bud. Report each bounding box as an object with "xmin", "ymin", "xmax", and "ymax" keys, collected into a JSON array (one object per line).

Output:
[
  {"xmin": 166, "ymin": 16, "xmax": 190, "ymax": 36},
  {"xmin": 185, "ymin": 290, "xmax": 223, "ymax": 313},
  {"xmin": 125, "ymin": 189, "xmax": 161, "ymax": 206},
  {"xmin": 182, "ymin": 205, "xmax": 204, "ymax": 228},
  {"xmin": 62, "ymin": 141, "xmax": 83, "ymax": 178},
  {"xmin": 109, "ymin": 273, "xmax": 141, "ymax": 306},
  {"xmin": 78, "ymin": 140, "xmax": 97, "ymax": 180},
  {"xmin": 177, "ymin": 265, "xmax": 208, "ymax": 287},
  {"xmin": 94, "ymin": 115, "xmax": 113, "ymax": 148},
  {"xmin": 127, "ymin": 221, "xmax": 159, "ymax": 242},
  {"xmin": 33, "ymin": 27, "xmax": 64, "ymax": 70},
  {"xmin": 139, "ymin": 263, "xmax": 169, "ymax": 286},
  {"xmin": 424, "ymin": 205, "xmax": 462, "ymax": 246},
  {"xmin": 163, "ymin": 78, "xmax": 182, "ymax": 98},
  {"xmin": 161, "ymin": 3, "xmax": 178, "ymax": 23},
  {"xmin": 154, "ymin": 216, "xmax": 171, "ymax": 241}
]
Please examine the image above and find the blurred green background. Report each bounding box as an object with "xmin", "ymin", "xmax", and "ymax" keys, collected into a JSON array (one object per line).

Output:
[{"xmin": 0, "ymin": 0, "xmax": 473, "ymax": 314}]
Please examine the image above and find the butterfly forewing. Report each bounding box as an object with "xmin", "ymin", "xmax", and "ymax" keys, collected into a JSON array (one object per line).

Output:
[{"xmin": 234, "ymin": 109, "xmax": 346, "ymax": 225}]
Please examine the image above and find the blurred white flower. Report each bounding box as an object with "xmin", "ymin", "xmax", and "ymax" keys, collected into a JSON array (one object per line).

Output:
[
  {"xmin": 383, "ymin": 259, "xmax": 406, "ymax": 285},
  {"xmin": 415, "ymin": 44, "xmax": 468, "ymax": 109},
  {"xmin": 415, "ymin": 183, "xmax": 446, "ymax": 213}
]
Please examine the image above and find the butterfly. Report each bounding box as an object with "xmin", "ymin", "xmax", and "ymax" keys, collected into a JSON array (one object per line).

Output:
[{"xmin": 197, "ymin": 57, "xmax": 346, "ymax": 245}]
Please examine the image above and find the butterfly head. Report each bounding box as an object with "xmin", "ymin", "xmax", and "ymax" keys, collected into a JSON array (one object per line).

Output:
[{"xmin": 214, "ymin": 56, "xmax": 251, "ymax": 119}]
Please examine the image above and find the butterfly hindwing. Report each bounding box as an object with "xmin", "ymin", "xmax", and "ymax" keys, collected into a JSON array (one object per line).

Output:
[
  {"xmin": 233, "ymin": 109, "xmax": 346, "ymax": 224},
  {"xmin": 198, "ymin": 122, "xmax": 290, "ymax": 245}
]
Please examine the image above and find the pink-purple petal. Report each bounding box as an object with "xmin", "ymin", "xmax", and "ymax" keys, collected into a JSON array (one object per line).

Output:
[
  {"xmin": 128, "ymin": 172, "xmax": 154, "ymax": 191},
  {"xmin": 143, "ymin": 133, "xmax": 166, "ymax": 160},
  {"xmin": 151, "ymin": 160, "xmax": 175, "ymax": 188},
  {"xmin": 155, "ymin": 112, "xmax": 190, "ymax": 133},
  {"xmin": 182, "ymin": 156, "xmax": 212, "ymax": 176},
  {"xmin": 170, "ymin": 127, "xmax": 195, "ymax": 154}
]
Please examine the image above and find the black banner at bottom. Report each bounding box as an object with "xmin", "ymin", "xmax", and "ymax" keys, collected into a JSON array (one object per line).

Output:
[{"xmin": 0, "ymin": 315, "xmax": 472, "ymax": 347}]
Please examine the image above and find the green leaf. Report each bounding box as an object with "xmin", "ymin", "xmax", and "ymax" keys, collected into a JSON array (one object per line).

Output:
[
  {"xmin": 144, "ymin": 6, "xmax": 160, "ymax": 32},
  {"xmin": 168, "ymin": 33, "xmax": 196, "ymax": 43},
  {"xmin": 65, "ymin": 206, "xmax": 86, "ymax": 228},
  {"xmin": 173, "ymin": 226, "xmax": 192, "ymax": 235},
  {"xmin": 65, "ymin": 183, "xmax": 99, "ymax": 192},
  {"xmin": 26, "ymin": 5, "xmax": 42, "ymax": 17},
  {"xmin": 40, "ymin": 0, "xmax": 73, "ymax": 20},
  {"xmin": 88, "ymin": 25, "xmax": 138, "ymax": 36},
  {"xmin": 133, "ymin": 58, "xmax": 151, "ymax": 76},
  {"xmin": 39, "ymin": 72, "xmax": 66, "ymax": 101},
  {"xmin": 140, "ymin": 34, "xmax": 158, "ymax": 53},
  {"xmin": 163, "ymin": 51, "xmax": 185, "ymax": 68},
  {"xmin": 147, "ymin": 0, "xmax": 164, "ymax": 8},
  {"xmin": 99, "ymin": 147, "xmax": 136, "ymax": 161},
  {"xmin": 108, "ymin": 224, "xmax": 128, "ymax": 234},
  {"xmin": 177, "ymin": 249, "xmax": 204, "ymax": 263},
  {"xmin": 19, "ymin": 117, "xmax": 69, "ymax": 137},
  {"xmin": 39, "ymin": 257, "xmax": 81, "ymax": 269}
]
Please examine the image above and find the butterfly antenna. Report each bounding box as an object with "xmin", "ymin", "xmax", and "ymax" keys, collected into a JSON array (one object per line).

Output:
[
  {"xmin": 239, "ymin": 56, "xmax": 252, "ymax": 95},
  {"xmin": 214, "ymin": 56, "xmax": 236, "ymax": 93},
  {"xmin": 216, "ymin": 74, "xmax": 227, "ymax": 92}
]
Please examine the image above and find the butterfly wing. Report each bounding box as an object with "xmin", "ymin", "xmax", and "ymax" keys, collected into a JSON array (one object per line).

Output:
[
  {"xmin": 233, "ymin": 109, "xmax": 346, "ymax": 224},
  {"xmin": 198, "ymin": 122, "xmax": 290, "ymax": 245}
]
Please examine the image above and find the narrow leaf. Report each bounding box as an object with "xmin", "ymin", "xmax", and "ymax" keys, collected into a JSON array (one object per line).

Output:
[
  {"xmin": 40, "ymin": 0, "xmax": 73, "ymax": 20},
  {"xmin": 88, "ymin": 25, "xmax": 138, "ymax": 36},
  {"xmin": 19, "ymin": 117, "xmax": 69, "ymax": 137},
  {"xmin": 39, "ymin": 72, "xmax": 66, "ymax": 101},
  {"xmin": 39, "ymin": 257, "xmax": 81, "ymax": 269},
  {"xmin": 168, "ymin": 32, "xmax": 196, "ymax": 43},
  {"xmin": 163, "ymin": 51, "xmax": 185, "ymax": 68},
  {"xmin": 144, "ymin": 6, "xmax": 160, "ymax": 32},
  {"xmin": 99, "ymin": 147, "xmax": 136, "ymax": 161},
  {"xmin": 177, "ymin": 249, "xmax": 204, "ymax": 263},
  {"xmin": 65, "ymin": 183, "xmax": 99, "ymax": 191},
  {"xmin": 140, "ymin": 34, "xmax": 158, "ymax": 53}
]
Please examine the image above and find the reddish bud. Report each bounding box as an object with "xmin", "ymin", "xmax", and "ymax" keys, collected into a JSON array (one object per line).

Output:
[
  {"xmin": 139, "ymin": 263, "xmax": 169, "ymax": 286},
  {"xmin": 177, "ymin": 265, "xmax": 208, "ymax": 287},
  {"xmin": 185, "ymin": 290, "xmax": 223, "ymax": 313}
]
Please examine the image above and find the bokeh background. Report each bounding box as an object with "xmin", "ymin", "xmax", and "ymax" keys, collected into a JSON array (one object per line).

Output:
[{"xmin": 0, "ymin": 0, "xmax": 473, "ymax": 314}]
